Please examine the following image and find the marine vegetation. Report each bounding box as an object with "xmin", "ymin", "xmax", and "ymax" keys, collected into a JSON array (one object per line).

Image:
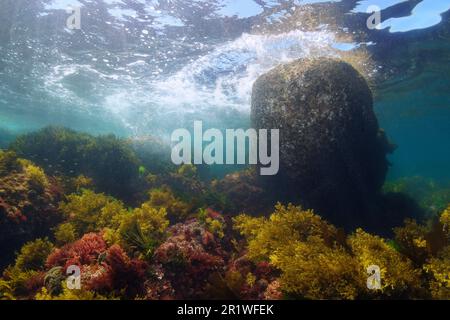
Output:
[
  {"xmin": 0, "ymin": 150, "xmax": 62, "ymax": 271},
  {"xmin": 1, "ymin": 180, "xmax": 448, "ymax": 300},
  {"xmin": 0, "ymin": 127, "xmax": 448, "ymax": 301},
  {"xmin": 233, "ymin": 203, "xmax": 448, "ymax": 300},
  {"xmin": 9, "ymin": 127, "xmax": 142, "ymax": 203}
]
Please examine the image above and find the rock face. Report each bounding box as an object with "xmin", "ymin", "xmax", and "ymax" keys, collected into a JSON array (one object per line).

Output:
[{"xmin": 251, "ymin": 58, "xmax": 392, "ymax": 228}]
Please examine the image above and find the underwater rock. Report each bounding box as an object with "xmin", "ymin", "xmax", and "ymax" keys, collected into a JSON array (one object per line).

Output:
[{"xmin": 251, "ymin": 58, "xmax": 392, "ymax": 229}]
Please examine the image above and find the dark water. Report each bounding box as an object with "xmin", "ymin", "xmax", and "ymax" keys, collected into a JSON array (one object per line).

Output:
[{"xmin": 0, "ymin": 0, "xmax": 449, "ymax": 182}]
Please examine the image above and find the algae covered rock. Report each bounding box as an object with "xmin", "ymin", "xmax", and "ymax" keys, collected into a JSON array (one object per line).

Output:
[
  {"xmin": 251, "ymin": 58, "xmax": 392, "ymax": 228},
  {"xmin": 0, "ymin": 151, "xmax": 62, "ymax": 270},
  {"xmin": 9, "ymin": 126, "xmax": 141, "ymax": 203}
]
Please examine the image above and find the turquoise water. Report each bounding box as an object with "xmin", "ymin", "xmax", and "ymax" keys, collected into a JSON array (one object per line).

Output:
[{"xmin": 0, "ymin": 0, "xmax": 449, "ymax": 182}]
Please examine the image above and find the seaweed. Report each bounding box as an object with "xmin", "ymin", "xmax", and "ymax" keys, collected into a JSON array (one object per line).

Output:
[
  {"xmin": 0, "ymin": 128, "xmax": 449, "ymax": 300},
  {"xmin": 9, "ymin": 127, "xmax": 142, "ymax": 202}
]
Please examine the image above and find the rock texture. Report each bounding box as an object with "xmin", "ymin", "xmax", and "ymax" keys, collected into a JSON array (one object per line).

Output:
[{"xmin": 251, "ymin": 58, "xmax": 393, "ymax": 228}]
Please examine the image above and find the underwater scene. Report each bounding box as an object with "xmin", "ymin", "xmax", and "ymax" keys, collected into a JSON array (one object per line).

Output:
[{"xmin": 0, "ymin": 0, "xmax": 449, "ymax": 301}]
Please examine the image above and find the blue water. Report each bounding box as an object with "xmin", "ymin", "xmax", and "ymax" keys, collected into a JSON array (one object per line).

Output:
[{"xmin": 0, "ymin": 0, "xmax": 449, "ymax": 182}]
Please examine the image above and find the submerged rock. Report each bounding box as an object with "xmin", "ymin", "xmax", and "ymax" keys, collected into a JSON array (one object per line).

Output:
[{"xmin": 251, "ymin": 58, "xmax": 393, "ymax": 229}]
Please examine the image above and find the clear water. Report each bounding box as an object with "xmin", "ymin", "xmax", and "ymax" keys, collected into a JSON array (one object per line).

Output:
[{"xmin": 0, "ymin": 0, "xmax": 449, "ymax": 182}]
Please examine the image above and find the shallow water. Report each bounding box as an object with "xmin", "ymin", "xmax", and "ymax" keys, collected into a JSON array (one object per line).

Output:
[{"xmin": 0, "ymin": 0, "xmax": 449, "ymax": 180}]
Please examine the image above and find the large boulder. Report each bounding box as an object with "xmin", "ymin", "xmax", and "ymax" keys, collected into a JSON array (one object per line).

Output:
[{"xmin": 251, "ymin": 58, "xmax": 393, "ymax": 228}]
